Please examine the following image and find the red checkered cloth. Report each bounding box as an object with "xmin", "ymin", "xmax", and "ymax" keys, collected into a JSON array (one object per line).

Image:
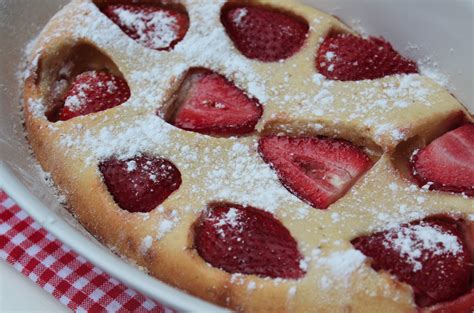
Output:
[{"xmin": 0, "ymin": 190, "xmax": 171, "ymax": 312}]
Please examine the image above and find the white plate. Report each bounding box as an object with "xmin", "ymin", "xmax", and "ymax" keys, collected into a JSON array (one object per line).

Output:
[{"xmin": 0, "ymin": 0, "xmax": 472, "ymax": 311}]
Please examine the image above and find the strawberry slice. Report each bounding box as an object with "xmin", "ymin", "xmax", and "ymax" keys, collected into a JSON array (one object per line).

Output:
[
  {"xmin": 101, "ymin": 4, "xmax": 189, "ymax": 51},
  {"xmin": 351, "ymin": 216, "xmax": 472, "ymax": 307},
  {"xmin": 221, "ymin": 5, "xmax": 309, "ymax": 62},
  {"xmin": 194, "ymin": 203, "xmax": 305, "ymax": 279},
  {"xmin": 426, "ymin": 289, "xmax": 474, "ymax": 313},
  {"xmin": 170, "ymin": 69, "xmax": 263, "ymax": 135},
  {"xmin": 411, "ymin": 124, "xmax": 474, "ymax": 196},
  {"xmin": 58, "ymin": 70, "xmax": 130, "ymax": 121},
  {"xmin": 99, "ymin": 155, "xmax": 181, "ymax": 213},
  {"xmin": 258, "ymin": 136, "xmax": 373, "ymax": 209},
  {"xmin": 316, "ymin": 33, "xmax": 418, "ymax": 81}
]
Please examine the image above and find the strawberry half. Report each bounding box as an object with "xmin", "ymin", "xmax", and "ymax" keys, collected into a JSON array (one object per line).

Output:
[
  {"xmin": 316, "ymin": 33, "xmax": 418, "ymax": 81},
  {"xmin": 258, "ymin": 136, "xmax": 373, "ymax": 209},
  {"xmin": 170, "ymin": 69, "xmax": 263, "ymax": 136},
  {"xmin": 58, "ymin": 70, "xmax": 130, "ymax": 121},
  {"xmin": 194, "ymin": 203, "xmax": 305, "ymax": 279},
  {"xmin": 411, "ymin": 123, "xmax": 474, "ymax": 197},
  {"xmin": 221, "ymin": 5, "xmax": 309, "ymax": 62},
  {"xmin": 351, "ymin": 216, "xmax": 472, "ymax": 307},
  {"xmin": 99, "ymin": 155, "xmax": 181, "ymax": 213},
  {"xmin": 101, "ymin": 4, "xmax": 189, "ymax": 51}
]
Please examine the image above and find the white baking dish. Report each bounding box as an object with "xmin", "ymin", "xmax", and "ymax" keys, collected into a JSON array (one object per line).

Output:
[{"xmin": 0, "ymin": 0, "xmax": 472, "ymax": 311}]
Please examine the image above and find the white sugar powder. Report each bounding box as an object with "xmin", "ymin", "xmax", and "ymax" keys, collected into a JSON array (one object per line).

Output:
[
  {"xmin": 288, "ymin": 286, "xmax": 297, "ymax": 297},
  {"xmin": 140, "ymin": 235, "xmax": 153, "ymax": 253},
  {"xmin": 28, "ymin": 98, "xmax": 46, "ymax": 118},
  {"xmin": 64, "ymin": 95, "xmax": 82, "ymax": 110},
  {"xmin": 420, "ymin": 66, "xmax": 449, "ymax": 87},
  {"xmin": 156, "ymin": 210, "xmax": 180, "ymax": 240},
  {"xmin": 312, "ymin": 73, "xmax": 325, "ymax": 86},
  {"xmin": 325, "ymin": 51, "xmax": 335, "ymax": 61},
  {"xmin": 316, "ymin": 249, "xmax": 366, "ymax": 287},
  {"xmin": 113, "ymin": 7, "xmax": 180, "ymax": 50},
  {"xmin": 126, "ymin": 160, "xmax": 137, "ymax": 172},
  {"xmin": 232, "ymin": 8, "xmax": 248, "ymax": 26},
  {"xmin": 383, "ymin": 223, "xmax": 462, "ymax": 271},
  {"xmin": 59, "ymin": 115, "xmax": 172, "ymax": 164},
  {"xmin": 212, "ymin": 207, "xmax": 243, "ymax": 238},
  {"xmin": 247, "ymin": 281, "xmax": 256, "ymax": 291}
]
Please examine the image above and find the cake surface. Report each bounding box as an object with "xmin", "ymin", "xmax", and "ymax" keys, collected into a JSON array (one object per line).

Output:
[{"xmin": 22, "ymin": 0, "xmax": 473, "ymax": 312}]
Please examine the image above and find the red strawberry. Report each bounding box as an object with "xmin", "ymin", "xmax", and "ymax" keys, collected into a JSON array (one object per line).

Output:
[
  {"xmin": 170, "ymin": 69, "xmax": 262, "ymax": 135},
  {"xmin": 58, "ymin": 71, "xmax": 130, "ymax": 121},
  {"xmin": 427, "ymin": 289, "xmax": 474, "ymax": 313},
  {"xmin": 194, "ymin": 203, "xmax": 305, "ymax": 279},
  {"xmin": 99, "ymin": 155, "xmax": 181, "ymax": 213},
  {"xmin": 351, "ymin": 217, "xmax": 472, "ymax": 307},
  {"xmin": 101, "ymin": 4, "xmax": 189, "ymax": 51},
  {"xmin": 221, "ymin": 5, "xmax": 309, "ymax": 62},
  {"xmin": 258, "ymin": 136, "xmax": 372, "ymax": 209},
  {"xmin": 316, "ymin": 33, "xmax": 418, "ymax": 81},
  {"xmin": 411, "ymin": 123, "xmax": 474, "ymax": 197}
]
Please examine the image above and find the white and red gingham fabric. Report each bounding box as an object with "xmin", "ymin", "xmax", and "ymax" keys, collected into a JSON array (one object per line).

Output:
[{"xmin": 0, "ymin": 190, "xmax": 171, "ymax": 312}]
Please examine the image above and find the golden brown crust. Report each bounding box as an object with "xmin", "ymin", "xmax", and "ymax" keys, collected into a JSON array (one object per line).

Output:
[{"xmin": 23, "ymin": 0, "xmax": 473, "ymax": 312}]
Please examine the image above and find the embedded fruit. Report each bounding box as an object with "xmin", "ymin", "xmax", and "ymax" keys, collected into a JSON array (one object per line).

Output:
[
  {"xmin": 258, "ymin": 136, "xmax": 373, "ymax": 209},
  {"xmin": 58, "ymin": 70, "xmax": 130, "ymax": 121},
  {"xmin": 411, "ymin": 123, "xmax": 474, "ymax": 197},
  {"xmin": 352, "ymin": 217, "xmax": 472, "ymax": 307},
  {"xmin": 316, "ymin": 33, "xmax": 418, "ymax": 81},
  {"xmin": 170, "ymin": 69, "xmax": 262, "ymax": 135},
  {"xmin": 99, "ymin": 155, "xmax": 181, "ymax": 213},
  {"xmin": 101, "ymin": 4, "xmax": 189, "ymax": 50},
  {"xmin": 426, "ymin": 289, "xmax": 474, "ymax": 313},
  {"xmin": 221, "ymin": 5, "xmax": 308, "ymax": 62},
  {"xmin": 194, "ymin": 203, "xmax": 305, "ymax": 279}
]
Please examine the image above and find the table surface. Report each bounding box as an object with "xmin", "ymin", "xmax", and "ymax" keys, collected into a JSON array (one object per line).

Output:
[{"xmin": 0, "ymin": 260, "xmax": 68, "ymax": 312}]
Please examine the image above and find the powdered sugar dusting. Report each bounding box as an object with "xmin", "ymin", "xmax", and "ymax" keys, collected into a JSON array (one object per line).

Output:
[
  {"xmin": 156, "ymin": 209, "xmax": 180, "ymax": 240},
  {"xmin": 126, "ymin": 160, "xmax": 137, "ymax": 172},
  {"xmin": 387, "ymin": 75, "xmax": 429, "ymax": 102},
  {"xmin": 325, "ymin": 51, "xmax": 335, "ymax": 61},
  {"xmin": 316, "ymin": 249, "xmax": 366, "ymax": 288},
  {"xmin": 382, "ymin": 223, "xmax": 462, "ymax": 271},
  {"xmin": 59, "ymin": 115, "xmax": 172, "ymax": 164},
  {"xmin": 373, "ymin": 123, "xmax": 406, "ymax": 141},
  {"xmin": 247, "ymin": 281, "xmax": 256, "ymax": 291},
  {"xmin": 212, "ymin": 207, "xmax": 243, "ymax": 238},
  {"xmin": 140, "ymin": 235, "xmax": 153, "ymax": 253},
  {"xmin": 288, "ymin": 286, "xmax": 297, "ymax": 298},
  {"xmin": 274, "ymin": 72, "xmax": 445, "ymax": 147},
  {"xmin": 64, "ymin": 72, "xmax": 122, "ymax": 110},
  {"xmin": 28, "ymin": 98, "xmax": 46, "ymax": 118},
  {"xmin": 112, "ymin": 7, "xmax": 180, "ymax": 50},
  {"xmin": 419, "ymin": 65, "xmax": 449, "ymax": 87},
  {"xmin": 197, "ymin": 140, "xmax": 304, "ymax": 213},
  {"xmin": 232, "ymin": 8, "xmax": 248, "ymax": 26}
]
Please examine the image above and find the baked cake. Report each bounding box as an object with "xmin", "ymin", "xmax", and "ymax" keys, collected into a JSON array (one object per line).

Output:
[{"xmin": 22, "ymin": 0, "xmax": 473, "ymax": 312}]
